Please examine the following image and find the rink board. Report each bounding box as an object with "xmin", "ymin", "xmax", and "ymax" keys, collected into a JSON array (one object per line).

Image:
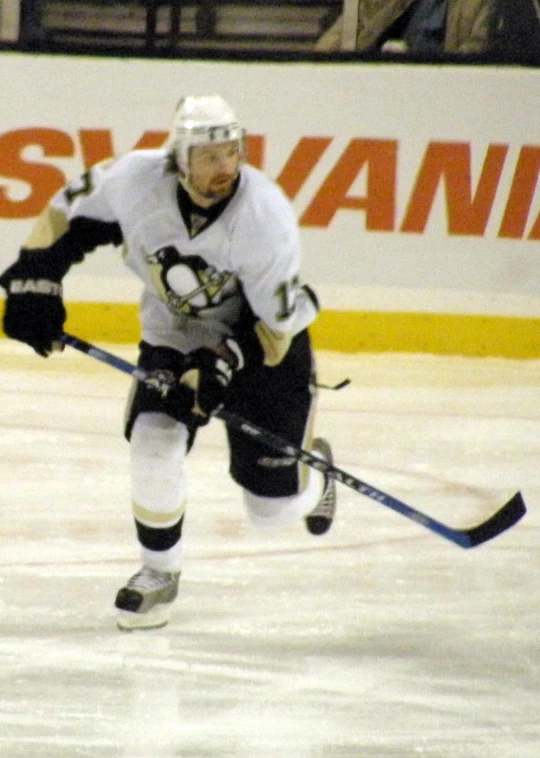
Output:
[{"xmin": 0, "ymin": 52, "xmax": 540, "ymax": 356}]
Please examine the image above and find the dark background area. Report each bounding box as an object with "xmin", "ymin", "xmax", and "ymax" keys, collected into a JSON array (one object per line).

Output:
[{"xmin": 1, "ymin": 0, "xmax": 538, "ymax": 65}]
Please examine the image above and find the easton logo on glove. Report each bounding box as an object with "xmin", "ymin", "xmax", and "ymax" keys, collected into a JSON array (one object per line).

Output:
[
  {"xmin": 9, "ymin": 279, "xmax": 63, "ymax": 296},
  {"xmin": 0, "ymin": 263, "xmax": 66, "ymax": 357}
]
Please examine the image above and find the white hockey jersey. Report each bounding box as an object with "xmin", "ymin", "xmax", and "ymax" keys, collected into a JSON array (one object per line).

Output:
[{"xmin": 29, "ymin": 149, "xmax": 319, "ymax": 359}]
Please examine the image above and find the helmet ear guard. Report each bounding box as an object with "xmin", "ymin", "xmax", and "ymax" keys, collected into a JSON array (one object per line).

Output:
[{"xmin": 168, "ymin": 95, "xmax": 245, "ymax": 182}]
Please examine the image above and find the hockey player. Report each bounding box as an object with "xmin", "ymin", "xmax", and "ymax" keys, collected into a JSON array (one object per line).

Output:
[{"xmin": 0, "ymin": 95, "xmax": 336, "ymax": 630}]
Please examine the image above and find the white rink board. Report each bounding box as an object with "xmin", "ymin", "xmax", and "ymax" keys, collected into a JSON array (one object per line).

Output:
[{"xmin": 1, "ymin": 52, "xmax": 540, "ymax": 316}]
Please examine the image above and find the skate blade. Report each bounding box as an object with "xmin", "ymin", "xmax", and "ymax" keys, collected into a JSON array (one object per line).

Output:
[{"xmin": 117, "ymin": 604, "xmax": 172, "ymax": 632}]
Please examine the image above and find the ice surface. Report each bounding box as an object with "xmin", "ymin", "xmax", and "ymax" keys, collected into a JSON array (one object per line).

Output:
[{"xmin": 0, "ymin": 342, "xmax": 538, "ymax": 758}]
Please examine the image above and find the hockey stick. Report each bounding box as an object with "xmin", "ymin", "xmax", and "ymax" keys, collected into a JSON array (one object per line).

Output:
[{"xmin": 60, "ymin": 333, "xmax": 526, "ymax": 549}]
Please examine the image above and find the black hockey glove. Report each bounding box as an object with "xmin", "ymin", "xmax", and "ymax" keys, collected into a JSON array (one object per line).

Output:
[
  {"xmin": 0, "ymin": 258, "xmax": 66, "ymax": 357},
  {"xmin": 179, "ymin": 340, "xmax": 243, "ymax": 425}
]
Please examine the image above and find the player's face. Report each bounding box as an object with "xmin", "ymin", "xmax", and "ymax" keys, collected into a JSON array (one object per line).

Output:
[{"xmin": 188, "ymin": 141, "xmax": 241, "ymax": 205}]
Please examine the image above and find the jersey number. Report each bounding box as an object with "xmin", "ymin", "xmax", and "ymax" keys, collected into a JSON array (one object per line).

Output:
[{"xmin": 275, "ymin": 276, "xmax": 299, "ymax": 322}]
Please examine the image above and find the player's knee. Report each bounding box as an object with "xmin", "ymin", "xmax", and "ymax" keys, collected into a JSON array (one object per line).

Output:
[{"xmin": 243, "ymin": 469, "xmax": 323, "ymax": 529}]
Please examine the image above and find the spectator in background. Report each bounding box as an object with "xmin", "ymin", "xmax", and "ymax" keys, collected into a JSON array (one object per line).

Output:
[
  {"xmin": 315, "ymin": 0, "xmax": 496, "ymax": 56},
  {"xmin": 20, "ymin": 0, "xmax": 47, "ymax": 42},
  {"xmin": 490, "ymin": 0, "xmax": 540, "ymax": 63}
]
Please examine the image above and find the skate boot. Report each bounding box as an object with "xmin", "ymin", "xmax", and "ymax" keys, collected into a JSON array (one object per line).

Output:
[
  {"xmin": 305, "ymin": 437, "xmax": 336, "ymax": 536},
  {"xmin": 115, "ymin": 567, "xmax": 180, "ymax": 631}
]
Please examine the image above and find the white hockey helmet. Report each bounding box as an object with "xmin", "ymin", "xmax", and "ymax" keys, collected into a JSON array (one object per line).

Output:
[{"xmin": 169, "ymin": 95, "xmax": 244, "ymax": 180}]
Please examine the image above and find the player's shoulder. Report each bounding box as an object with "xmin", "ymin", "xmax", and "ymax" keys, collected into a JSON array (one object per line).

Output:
[
  {"xmin": 238, "ymin": 164, "xmax": 289, "ymax": 203},
  {"xmin": 236, "ymin": 163, "xmax": 293, "ymax": 220}
]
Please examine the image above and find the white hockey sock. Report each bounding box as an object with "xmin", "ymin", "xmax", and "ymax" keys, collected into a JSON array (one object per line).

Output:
[
  {"xmin": 141, "ymin": 540, "xmax": 184, "ymax": 574},
  {"xmin": 130, "ymin": 412, "xmax": 188, "ymax": 572}
]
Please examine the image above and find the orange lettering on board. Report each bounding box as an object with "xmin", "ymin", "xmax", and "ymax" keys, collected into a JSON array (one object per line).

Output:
[
  {"xmin": 498, "ymin": 146, "xmax": 540, "ymax": 239},
  {"xmin": 300, "ymin": 139, "xmax": 397, "ymax": 229},
  {"xmin": 0, "ymin": 128, "xmax": 74, "ymax": 219},
  {"xmin": 133, "ymin": 130, "xmax": 168, "ymax": 149},
  {"xmin": 276, "ymin": 137, "xmax": 332, "ymax": 200},
  {"xmin": 79, "ymin": 129, "xmax": 114, "ymax": 169},
  {"xmin": 245, "ymin": 135, "xmax": 265, "ymax": 169},
  {"xmin": 401, "ymin": 142, "xmax": 508, "ymax": 235},
  {"xmin": 527, "ymin": 207, "xmax": 540, "ymax": 240}
]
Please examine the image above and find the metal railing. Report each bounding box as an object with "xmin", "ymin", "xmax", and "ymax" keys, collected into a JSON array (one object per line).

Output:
[{"xmin": 15, "ymin": 0, "xmax": 343, "ymax": 50}]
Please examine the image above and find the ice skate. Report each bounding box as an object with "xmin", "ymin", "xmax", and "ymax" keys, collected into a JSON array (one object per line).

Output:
[
  {"xmin": 305, "ymin": 437, "xmax": 336, "ymax": 535},
  {"xmin": 115, "ymin": 567, "xmax": 180, "ymax": 631}
]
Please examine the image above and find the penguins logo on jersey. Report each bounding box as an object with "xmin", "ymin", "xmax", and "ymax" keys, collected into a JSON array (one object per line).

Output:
[{"xmin": 146, "ymin": 246, "xmax": 234, "ymax": 315}]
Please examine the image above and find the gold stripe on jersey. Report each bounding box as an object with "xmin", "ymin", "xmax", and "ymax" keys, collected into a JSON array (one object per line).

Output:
[
  {"xmin": 24, "ymin": 206, "xmax": 69, "ymax": 249},
  {"xmin": 132, "ymin": 500, "xmax": 186, "ymax": 528},
  {"xmin": 147, "ymin": 260, "xmax": 170, "ymax": 305},
  {"xmin": 254, "ymin": 321, "xmax": 293, "ymax": 367}
]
